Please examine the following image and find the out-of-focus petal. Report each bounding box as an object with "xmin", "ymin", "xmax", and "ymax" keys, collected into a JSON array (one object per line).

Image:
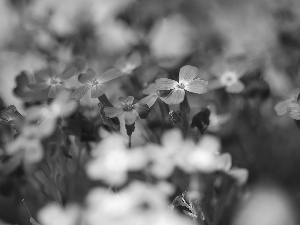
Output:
[
  {"xmin": 97, "ymin": 68, "xmax": 123, "ymax": 83},
  {"xmin": 185, "ymin": 79, "xmax": 208, "ymax": 94},
  {"xmin": 155, "ymin": 78, "xmax": 177, "ymax": 90},
  {"xmin": 133, "ymin": 103, "xmax": 150, "ymax": 119},
  {"xmin": 179, "ymin": 65, "xmax": 198, "ymax": 83},
  {"xmin": 139, "ymin": 94, "xmax": 158, "ymax": 108},
  {"xmin": 48, "ymin": 84, "xmax": 65, "ymax": 98},
  {"xmin": 287, "ymin": 105, "xmax": 300, "ymax": 120},
  {"xmin": 60, "ymin": 57, "xmax": 87, "ymax": 80},
  {"xmin": 104, "ymin": 106, "xmax": 123, "ymax": 118},
  {"xmin": 78, "ymin": 68, "xmax": 97, "ymax": 84},
  {"xmin": 34, "ymin": 69, "xmax": 51, "ymax": 82},
  {"xmin": 162, "ymin": 89, "xmax": 185, "ymax": 105},
  {"xmin": 228, "ymin": 168, "xmax": 248, "ymax": 185},
  {"xmin": 119, "ymin": 96, "xmax": 134, "ymax": 106},
  {"xmin": 216, "ymin": 153, "xmax": 232, "ymax": 171},
  {"xmin": 208, "ymin": 79, "xmax": 224, "ymax": 91},
  {"xmin": 226, "ymin": 81, "xmax": 245, "ymax": 93},
  {"xmin": 70, "ymin": 84, "xmax": 91, "ymax": 100},
  {"xmin": 142, "ymin": 83, "xmax": 157, "ymax": 95},
  {"xmin": 91, "ymin": 84, "xmax": 107, "ymax": 98},
  {"xmin": 124, "ymin": 110, "xmax": 139, "ymax": 125},
  {"xmin": 28, "ymin": 83, "xmax": 50, "ymax": 91},
  {"xmin": 274, "ymin": 99, "xmax": 294, "ymax": 116}
]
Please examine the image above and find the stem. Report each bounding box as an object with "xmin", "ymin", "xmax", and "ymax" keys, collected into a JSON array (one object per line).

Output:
[
  {"xmin": 128, "ymin": 135, "xmax": 132, "ymax": 148},
  {"xmin": 98, "ymin": 94, "xmax": 113, "ymax": 107}
]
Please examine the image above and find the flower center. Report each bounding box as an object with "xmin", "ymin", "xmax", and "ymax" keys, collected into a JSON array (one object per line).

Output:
[
  {"xmin": 123, "ymin": 103, "xmax": 133, "ymax": 111},
  {"xmin": 220, "ymin": 71, "xmax": 238, "ymax": 86},
  {"xmin": 90, "ymin": 79, "xmax": 99, "ymax": 86},
  {"xmin": 177, "ymin": 83, "xmax": 185, "ymax": 89},
  {"xmin": 50, "ymin": 78, "xmax": 61, "ymax": 85}
]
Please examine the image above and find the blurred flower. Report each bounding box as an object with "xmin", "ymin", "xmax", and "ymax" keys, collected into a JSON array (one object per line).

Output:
[
  {"xmin": 70, "ymin": 67, "xmax": 122, "ymax": 100},
  {"xmin": 115, "ymin": 52, "xmax": 142, "ymax": 75},
  {"xmin": 26, "ymin": 91, "xmax": 77, "ymax": 137},
  {"xmin": 6, "ymin": 135, "xmax": 43, "ymax": 165},
  {"xmin": 28, "ymin": 57, "xmax": 87, "ymax": 98},
  {"xmin": 149, "ymin": 14, "xmax": 195, "ymax": 60},
  {"xmin": 155, "ymin": 65, "xmax": 208, "ymax": 105},
  {"xmin": 232, "ymin": 185, "xmax": 295, "ymax": 225},
  {"xmin": 38, "ymin": 203, "xmax": 81, "ymax": 225},
  {"xmin": 104, "ymin": 96, "xmax": 150, "ymax": 125},
  {"xmin": 207, "ymin": 105, "xmax": 231, "ymax": 132},
  {"xmin": 208, "ymin": 57, "xmax": 251, "ymax": 93},
  {"xmin": 274, "ymin": 89, "xmax": 300, "ymax": 120},
  {"xmin": 86, "ymin": 134, "xmax": 148, "ymax": 185}
]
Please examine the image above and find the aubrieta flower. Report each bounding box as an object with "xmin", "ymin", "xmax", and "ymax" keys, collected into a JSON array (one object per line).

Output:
[
  {"xmin": 28, "ymin": 57, "xmax": 87, "ymax": 98},
  {"xmin": 27, "ymin": 91, "xmax": 77, "ymax": 137},
  {"xmin": 70, "ymin": 67, "xmax": 122, "ymax": 100},
  {"xmin": 274, "ymin": 89, "xmax": 300, "ymax": 120},
  {"xmin": 155, "ymin": 65, "xmax": 208, "ymax": 105},
  {"xmin": 208, "ymin": 57, "xmax": 250, "ymax": 93},
  {"xmin": 86, "ymin": 134, "xmax": 148, "ymax": 186},
  {"xmin": 104, "ymin": 96, "xmax": 150, "ymax": 125}
]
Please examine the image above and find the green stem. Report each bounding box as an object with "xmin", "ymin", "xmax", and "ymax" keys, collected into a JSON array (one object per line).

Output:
[{"xmin": 128, "ymin": 135, "xmax": 132, "ymax": 148}]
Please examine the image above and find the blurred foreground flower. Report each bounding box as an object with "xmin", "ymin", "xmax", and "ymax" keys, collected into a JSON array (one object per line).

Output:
[
  {"xmin": 71, "ymin": 67, "xmax": 122, "ymax": 100},
  {"xmin": 28, "ymin": 57, "xmax": 87, "ymax": 98},
  {"xmin": 38, "ymin": 203, "xmax": 81, "ymax": 225},
  {"xmin": 274, "ymin": 89, "xmax": 300, "ymax": 120},
  {"xmin": 86, "ymin": 133, "xmax": 148, "ymax": 185},
  {"xmin": 155, "ymin": 65, "xmax": 208, "ymax": 105}
]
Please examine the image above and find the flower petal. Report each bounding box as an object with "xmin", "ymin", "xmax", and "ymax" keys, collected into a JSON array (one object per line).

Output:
[
  {"xmin": 48, "ymin": 84, "xmax": 65, "ymax": 98},
  {"xmin": 228, "ymin": 167, "xmax": 248, "ymax": 185},
  {"xmin": 97, "ymin": 68, "xmax": 123, "ymax": 83},
  {"xmin": 155, "ymin": 78, "xmax": 177, "ymax": 90},
  {"xmin": 70, "ymin": 84, "xmax": 91, "ymax": 100},
  {"xmin": 274, "ymin": 99, "xmax": 294, "ymax": 116},
  {"xmin": 133, "ymin": 103, "xmax": 150, "ymax": 119},
  {"xmin": 91, "ymin": 84, "xmax": 107, "ymax": 98},
  {"xmin": 142, "ymin": 83, "xmax": 157, "ymax": 95},
  {"xmin": 216, "ymin": 153, "xmax": 232, "ymax": 171},
  {"xmin": 179, "ymin": 65, "xmax": 198, "ymax": 83},
  {"xmin": 226, "ymin": 81, "xmax": 245, "ymax": 93},
  {"xmin": 103, "ymin": 106, "xmax": 123, "ymax": 118},
  {"xmin": 28, "ymin": 83, "xmax": 50, "ymax": 91},
  {"xmin": 34, "ymin": 68, "xmax": 52, "ymax": 82},
  {"xmin": 60, "ymin": 57, "xmax": 87, "ymax": 80},
  {"xmin": 185, "ymin": 79, "xmax": 208, "ymax": 94},
  {"xmin": 139, "ymin": 94, "xmax": 158, "ymax": 108},
  {"xmin": 287, "ymin": 105, "xmax": 300, "ymax": 120},
  {"xmin": 124, "ymin": 110, "xmax": 139, "ymax": 125},
  {"xmin": 78, "ymin": 68, "xmax": 97, "ymax": 84},
  {"xmin": 118, "ymin": 96, "xmax": 134, "ymax": 105},
  {"xmin": 161, "ymin": 89, "xmax": 185, "ymax": 105}
]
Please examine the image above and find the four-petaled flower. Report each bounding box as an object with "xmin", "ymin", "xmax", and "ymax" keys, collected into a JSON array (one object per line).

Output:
[
  {"xmin": 70, "ymin": 67, "xmax": 122, "ymax": 100},
  {"xmin": 155, "ymin": 65, "xmax": 208, "ymax": 105},
  {"xmin": 104, "ymin": 96, "xmax": 150, "ymax": 125},
  {"xmin": 28, "ymin": 57, "xmax": 87, "ymax": 98},
  {"xmin": 274, "ymin": 89, "xmax": 300, "ymax": 120},
  {"xmin": 208, "ymin": 57, "xmax": 251, "ymax": 93}
]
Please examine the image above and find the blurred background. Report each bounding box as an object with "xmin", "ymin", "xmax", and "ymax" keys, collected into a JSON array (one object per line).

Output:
[{"xmin": 1, "ymin": 0, "xmax": 300, "ymax": 224}]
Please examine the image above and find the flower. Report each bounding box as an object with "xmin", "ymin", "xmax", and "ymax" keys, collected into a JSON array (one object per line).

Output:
[
  {"xmin": 86, "ymin": 133, "xmax": 148, "ymax": 185},
  {"xmin": 28, "ymin": 57, "xmax": 87, "ymax": 98},
  {"xmin": 155, "ymin": 65, "xmax": 208, "ymax": 105},
  {"xmin": 38, "ymin": 203, "xmax": 81, "ymax": 225},
  {"xmin": 70, "ymin": 67, "xmax": 122, "ymax": 100},
  {"xmin": 208, "ymin": 57, "xmax": 251, "ymax": 93},
  {"xmin": 26, "ymin": 91, "xmax": 77, "ymax": 137},
  {"xmin": 103, "ymin": 96, "xmax": 150, "ymax": 125},
  {"xmin": 274, "ymin": 89, "xmax": 300, "ymax": 120}
]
